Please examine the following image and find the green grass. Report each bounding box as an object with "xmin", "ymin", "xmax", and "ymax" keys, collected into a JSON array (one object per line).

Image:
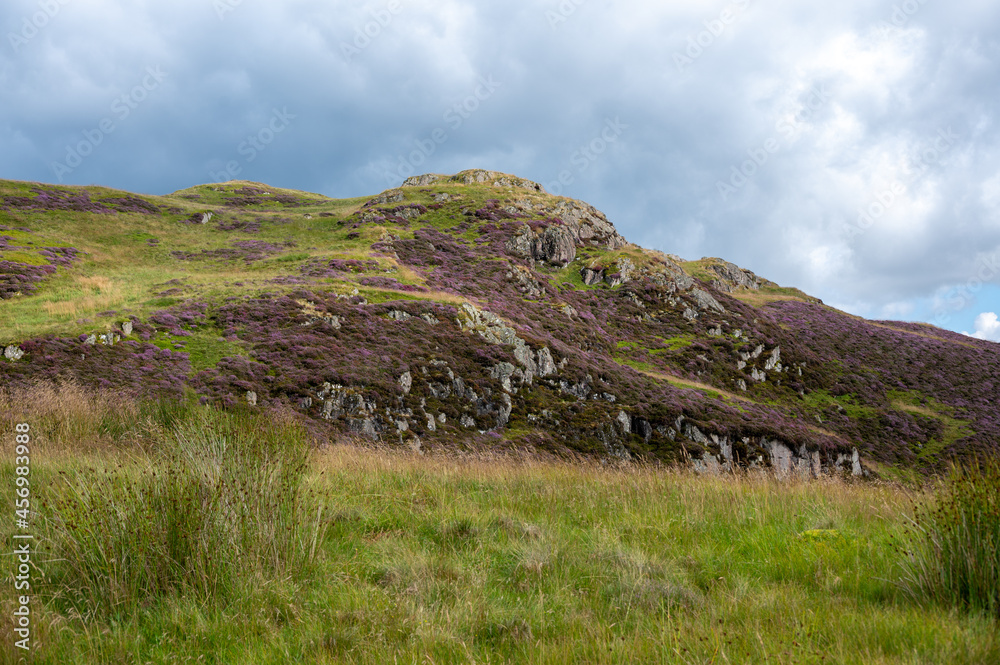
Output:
[
  {"xmin": 3, "ymin": 386, "xmax": 995, "ymax": 663},
  {"xmin": 800, "ymin": 389, "xmax": 881, "ymax": 421},
  {"xmin": 888, "ymin": 390, "xmax": 975, "ymax": 460},
  {"xmin": 149, "ymin": 328, "xmax": 246, "ymax": 372},
  {"xmin": 0, "ymin": 178, "xmax": 388, "ymax": 344}
]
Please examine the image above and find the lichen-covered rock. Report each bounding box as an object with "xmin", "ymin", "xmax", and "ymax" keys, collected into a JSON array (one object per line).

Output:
[
  {"xmin": 364, "ymin": 189, "xmax": 406, "ymax": 206},
  {"xmin": 457, "ymin": 303, "xmax": 540, "ymax": 377},
  {"xmin": 706, "ymin": 259, "xmax": 766, "ymax": 292},
  {"xmin": 505, "ymin": 223, "xmax": 576, "ymax": 266},
  {"xmin": 398, "ymin": 371, "xmax": 412, "ymax": 394},
  {"xmin": 604, "ymin": 258, "xmax": 636, "ymax": 287},
  {"xmin": 4, "ymin": 345, "xmax": 24, "ymax": 361},
  {"xmin": 690, "ymin": 288, "xmax": 725, "ymax": 313},
  {"xmin": 764, "ymin": 347, "xmax": 782, "ymax": 371},
  {"xmin": 580, "ymin": 267, "xmax": 604, "ymax": 285},
  {"xmin": 543, "ymin": 199, "xmax": 627, "ymax": 250},
  {"xmin": 536, "ymin": 225, "xmax": 576, "ymax": 266},
  {"xmin": 506, "ymin": 264, "xmax": 546, "ymax": 298},
  {"xmin": 536, "ymin": 347, "xmax": 557, "ymax": 377}
]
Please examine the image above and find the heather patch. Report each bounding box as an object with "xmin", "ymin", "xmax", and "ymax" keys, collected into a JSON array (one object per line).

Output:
[
  {"xmin": 98, "ymin": 195, "xmax": 162, "ymax": 214},
  {"xmin": 39, "ymin": 246, "xmax": 82, "ymax": 268},
  {"xmin": 221, "ymin": 186, "xmax": 311, "ymax": 208},
  {"xmin": 0, "ymin": 260, "xmax": 56, "ymax": 298},
  {"xmin": 767, "ymin": 300, "xmax": 1000, "ymax": 465},
  {"xmin": 171, "ymin": 240, "xmax": 296, "ymax": 263},
  {"xmin": 472, "ymin": 198, "xmax": 524, "ymax": 222},
  {"xmin": 3, "ymin": 187, "xmax": 116, "ymax": 214},
  {"xmin": 0, "ymin": 336, "xmax": 189, "ymax": 398},
  {"xmin": 215, "ymin": 217, "xmax": 262, "ymax": 233},
  {"xmin": 301, "ymin": 258, "xmax": 380, "ymax": 278}
]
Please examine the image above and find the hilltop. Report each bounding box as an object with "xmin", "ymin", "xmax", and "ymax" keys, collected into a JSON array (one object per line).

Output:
[{"xmin": 1, "ymin": 169, "xmax": 998, "ymax": 476}]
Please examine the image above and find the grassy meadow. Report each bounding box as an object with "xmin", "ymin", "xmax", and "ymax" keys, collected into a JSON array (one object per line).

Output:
[{"xmin": 1, "ymin": 384, "xmax": 997, "ymax": 664}]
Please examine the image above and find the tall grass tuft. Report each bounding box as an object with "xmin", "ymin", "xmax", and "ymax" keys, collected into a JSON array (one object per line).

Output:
[
  {"xmin": 900, "ymin": 458, "xmax": 1000, "ymax": 618},
  {"xmin": 40, "ymin": 407, "xmax": 326, "ymax": 621}
]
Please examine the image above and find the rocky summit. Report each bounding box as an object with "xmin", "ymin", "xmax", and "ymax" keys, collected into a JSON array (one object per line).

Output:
[{"xmin": 1, "ymin": 169, "xmax": 998, "ymax": 476}]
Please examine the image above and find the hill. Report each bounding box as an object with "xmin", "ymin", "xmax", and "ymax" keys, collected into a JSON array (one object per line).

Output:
[{"xmin": 2, "ymin": 169, "xmax": 998, "ymax": 476}]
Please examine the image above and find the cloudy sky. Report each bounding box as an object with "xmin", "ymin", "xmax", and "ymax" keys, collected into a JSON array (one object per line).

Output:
[{"xmin": 2, "ymin": 0, "xmax": 999, "ymax": 340}]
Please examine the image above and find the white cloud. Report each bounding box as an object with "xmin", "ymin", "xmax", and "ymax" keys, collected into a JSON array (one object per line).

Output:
[{"xmin": 965, "ymin": 312, "xmax": 1000, "ymax": 341}]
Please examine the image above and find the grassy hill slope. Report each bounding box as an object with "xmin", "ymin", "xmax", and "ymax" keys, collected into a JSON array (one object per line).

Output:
[{"xmin": 2, "ymin": 171, "xmax": 998, "ymax": 474}]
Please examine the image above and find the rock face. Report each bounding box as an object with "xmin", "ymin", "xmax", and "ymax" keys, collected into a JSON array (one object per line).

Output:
[
  {"xmin": 456, "ymin": 303, "xmax": 556, "ymax": 379},
  {"xmin": 690, "ymin": 288, "xmax": 725, "ymax": 314},
  {"xmin": 680, "ymin": 420, "xmax": 867, "ymax": 479},
  {"xmin": 706, "ymin": 259, "xmax": 767, "ymax": 292},
  {"xmin": 505, "ymin": 224, "xmax": 577, "ymax": 266},
  {"xmin": 535, "ymin": 226, "xmax": 577, "ymax": 266},
  {"xmin": 581, "ymin": 267, "xmax": 604, "ymax": 285},
  {"xmin": 403, "ymin": 170, "xmax": 545, "ymax": 192},
  {"xmin": 398, "ymin": 371, "xmax": 412, "ymax": 394},
  {"xmin": 545, "ymin": 199, "xmax": 627, "ymax": 250}
]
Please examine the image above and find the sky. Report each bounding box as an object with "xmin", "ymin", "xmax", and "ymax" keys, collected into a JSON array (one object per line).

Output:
[{"xmin": 2, "ymin": 0, "xmax": 999, "ymax": 341}]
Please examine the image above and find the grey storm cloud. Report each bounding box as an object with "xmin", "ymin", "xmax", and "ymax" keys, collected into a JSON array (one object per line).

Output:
[{"xmin": 2, "ymin": 0, "xmax": 1000, "ymax": 335}]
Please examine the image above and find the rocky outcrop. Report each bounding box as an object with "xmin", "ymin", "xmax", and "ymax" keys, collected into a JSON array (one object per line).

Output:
[
  {"xmin": 604, "ymin": 258, "xmax": 636, "ymax": 287},
  {"xmin": 706, "ymin": 259, "xmax": 768, "ymax": 292},
  {"xmin": 505, "ymin": 223, "xmax": 576, "ymax": 266},
  {"xmin": 4, "ymin": 345, "xmax": 24, "ymax": 361},
  {"xmin": 398, "ymin": 371, "xmax": 412, "ymax": 395},
  {"xmin": 403, "ymin": 170, "xmax": 545, "ymax": 192},
  {"xmin": 456, "ymin": 303, "xmax": 556, "ymax": 379},
  {"xmin": 689, "ymin": 288, "xmax": 725, "ymax": 314},
  {"xmin": 581, "ymin": 267, "xmax": 604, "ymax": 285},
  {"xmin": 505, "ymin": 264, "xmax": 546, "ymax": 298},
  {"xmin": 317, "ymin": 382, "xmax": 384, "ymax": 437},
  {"xmin": 364, "ymin": 189, "xmax": 406, "ymax": 206},
  {"xmin": 677, "ymin": 415, "xmax": 867, "ymax": 479},
  {"xmin": 543, "ymin": 200, "xmax": 627, "ymax": 250}
]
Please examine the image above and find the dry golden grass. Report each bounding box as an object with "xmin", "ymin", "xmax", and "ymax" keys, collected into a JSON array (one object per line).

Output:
[
  {"xmin": 728, "ymin": 291, "xmax": 813, "ymax": 307},
  {"xmin": 41, "ymin": 275, "xmax": 126, "ymax": 318},
  {"xmin": 0, "ymin": 380, "xmax": 133, "ymax": 455}
]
